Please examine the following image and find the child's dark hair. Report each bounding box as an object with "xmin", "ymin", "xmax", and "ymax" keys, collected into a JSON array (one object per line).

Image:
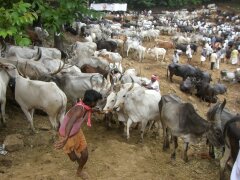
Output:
[{"xmin": 83, "ymin": 89, "xmax": 102, "ymax": 105}]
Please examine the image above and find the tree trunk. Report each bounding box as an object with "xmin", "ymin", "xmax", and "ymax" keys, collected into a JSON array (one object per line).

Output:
[{"xmin": 54, "ymin": 32, "xmax": 67, "ymax": 59}]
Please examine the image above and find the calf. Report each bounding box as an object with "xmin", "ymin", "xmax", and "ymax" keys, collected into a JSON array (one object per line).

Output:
[
  {"xmin": 147, "ymin": 47, "xmax": 166, "ymax": 61},
  {"xmin": 97, "ymin": 40, "xmax": 118, "ymax": 52},
  {"xmin": 159, "ymin": 94, "xmax": 223, "ymax": 162}
]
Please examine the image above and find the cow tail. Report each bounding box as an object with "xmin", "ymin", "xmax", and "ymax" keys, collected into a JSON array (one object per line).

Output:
[
  {"xmin": 166, "ymin": 66, "xmax": 169, "ymax": 79},
  {"xmin": 223, "ymin": 117, "xmax": 240, "ymax": 148},
  {"xmin": 57, "ymin": 91, "xmax": 67, "ymax": 127}
]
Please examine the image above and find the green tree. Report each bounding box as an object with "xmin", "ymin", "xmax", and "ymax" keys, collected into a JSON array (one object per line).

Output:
[{"xmin": 0, "ymin": 1, "xmax": 37, "ymax": 46}]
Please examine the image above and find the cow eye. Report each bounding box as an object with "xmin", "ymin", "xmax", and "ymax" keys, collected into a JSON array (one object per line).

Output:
[
  {"xmin": 111, "ymin": 100, "xmax": 114, "ymax": 102},
  {"xmin": 123, "ymin": 95, "xmax": 126, "ymax": 97}
]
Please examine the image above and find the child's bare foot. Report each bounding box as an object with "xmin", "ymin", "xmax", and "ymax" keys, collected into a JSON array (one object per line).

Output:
[{"xmin": 76, "ymin": 170, "xmax": 89, "ymax": 179}]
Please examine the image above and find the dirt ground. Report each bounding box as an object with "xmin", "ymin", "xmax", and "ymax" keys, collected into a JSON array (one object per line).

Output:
[{"xmin": 1, "ymin": 10, "xmax": 240, "ymax": 180}]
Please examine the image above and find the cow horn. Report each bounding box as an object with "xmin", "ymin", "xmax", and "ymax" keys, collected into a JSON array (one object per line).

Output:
[
  {"xmin": 50, "ymin": 60, "xmax": 65, "ymax": 75},
  {"xmin": 100, "ymin": 74, "xmax": 105, "ymax": 90},
  {"xmin": 215, "ymin": 98, "xmax": 226, "ymax": 123},
  {"xmin": 19, "ymin": 61, "xmax": 28, "ymax": 77},
  {"xmin": 127, "ymin": 76, "xmax": 134, "ymax": 91},
  {"xmin": 33, "ymin": 47, "xmax": 42, "ymax": 61},
  {"xmin": 1, "ymin": 41, "xmax": 7, "ymax": 55}
]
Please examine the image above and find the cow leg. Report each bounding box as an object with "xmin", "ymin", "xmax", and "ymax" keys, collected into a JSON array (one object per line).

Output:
[
  {"xmin": 0, "ymin": 100, "xmax": 6, "ymax": 127},
  {"xmin": 126, "ymin": 47, "xmax": 129, "ymax": 57},
  {"xmin": 171, "ymin": 136, "xmax": 178, "ymax": 160},
  {"xmin": 220, "ymin": 145, "xmax": 230, "ymax": 180},
  {"xmin": 183, "ymin": 142, "xmax": 189, "ymax": 162},
  {"xmin": 49, "ymin": 115, "xmax": 58, "ymax": 130},
  {"xmin": 209, "ymin": 144, "xmax": 215, "ymax": 159},
  {"xmin": 30, "ymin": 109, "xmax": 35, "ymax": 119},
  {"xmin": 21, "ymin": 107, "xmax": 36, "ymax": 133},
  {"xmin": 170, "ymin": 75, "xmax": 173, "ymax": 82},
  {"xmin": 139, "ymin": 120, "xmax": 148, "ymax": 143},
  {"xmin": 126, "ymin": 119, "xmax": 133, "ymax": 140},
  {"xmin": 162, "ymin": 123, "xmax": 169, "ymax": 151}
]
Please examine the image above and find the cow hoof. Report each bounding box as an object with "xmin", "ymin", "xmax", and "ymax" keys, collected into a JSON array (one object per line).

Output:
[
  {"xmin": 31, "ymin": 129, "xmax": 39, "ymax": 134},
  {"xmin": 183, "ymin": 156, "xmax": 188, "ymax": 162},
  {"xmin": 137, "ymin": 139, "xmax": 144, "ymax": 144},
  {"xmin": 171, "ymin": 153, "xmax": 176, "ymax": 160},
  {"xmin": 162, "ymin": 146, "xmax": 168, "ymax": 151},
  {"xmin": 1, "ymin": 122, "xmax": 7, "ymax": 128},
  {"xmin": 209, "ymin": 152, "xmax": 215, "ymax": 159}
]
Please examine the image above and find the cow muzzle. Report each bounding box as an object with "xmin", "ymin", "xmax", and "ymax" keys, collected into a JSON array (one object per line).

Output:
[{"xmin": 113, "ymin": 106, "xmax": 120, "ymax": 112}]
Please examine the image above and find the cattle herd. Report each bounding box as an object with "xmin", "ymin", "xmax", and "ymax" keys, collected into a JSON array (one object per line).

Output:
[{"xmin": 1, "ymin": 3, "xmax": 240, "ymax": 180}]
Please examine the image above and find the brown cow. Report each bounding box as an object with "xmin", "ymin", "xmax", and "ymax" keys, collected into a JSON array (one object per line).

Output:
[
  {"xmin": 155, "ymin": 40, "xmax": 175, "ymax": 50},
  {"xmin": 26, "ymin": 29, "xmax": 42, "ymax": 46},
  {"xmin": 80, "ymin": 64, "xmax": 111, "ymax": 79}
]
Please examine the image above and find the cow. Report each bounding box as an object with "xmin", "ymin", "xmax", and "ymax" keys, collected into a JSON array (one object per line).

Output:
[
  {"xmin": 212, "ymin": 83, "xmax": 227, "ymax": 95},
  {"xmin": 167, "ymin": 63, "xmax": 211, "ymax": 83},
  {"xmin": 0, "ymin": 65, "xmax": 11, "ymax": 126},
  {"xmin": 103, "ymin": 84, "xmax": 138, "ymax": 132},
  {"xmin": 220, "ymin": 69, "xmax": 240, "ymax": 82},
  {"xmin": 0, "ymin": 62, "xmax": 67, "ymax": 132},
  {"xmin": 195, "ymin": 80, "xmax": 218, "ymax": 105},
  {"xmin": 179, "ymin": 77, "xmax": 196, "ymax": 94},
  {"xmin": 80, "ymin": 64, "xmax": 109, "ymax": 79},
  {"xmin": 147, "ymin": 47, "xmax": 166, "ymax": 61},
  {"xmin": 26, "ymin": 27, "xmax": 49, "ymax": 46},
  {"xmin": 112, "ymin": 82, "xmax": 161, "ymax": 142},
  {"xmin": 207, "ymin": 99, "xmax": 236, "ymax": 158},
  {"xmin": 51, "ymin": 73, "xmax": 111, "ymax": 103},
  {"xmin": 213, "ymin": 99, "xmax": 240, "ymax": 180},
  {"xmin": 97, "ymin": 40, "xmax": 118, "ymax": 52},
  {"xmin": 159, "ymin": 94, "xmax": 224, "ymax": 162},
  {"xmin": 175, "ymin": 43, "xmax": 198, "ymax": 54},
  {"xmin": 155, "ymin": 40, "xmax": 175, "ymax": 50}
]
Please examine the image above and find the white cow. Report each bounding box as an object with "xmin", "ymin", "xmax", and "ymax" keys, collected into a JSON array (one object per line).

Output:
[
  {"xmin": 0, "ymin": 64, "xmax": 10, "ymax": 126},
  {"xmin": 147, "ymin": 47, "xmax": 166, "ymax": 61},
  {"xmin": 5, "ymin": 45, "xmax": 38, "ymax": 59},
  {"xmin": 111, "ymin": 82, "xmax": 161, "ymax": 141},
  {"xmin": 55, "ymin": 73, "xmax": 111, "ymax": 103},
  {"xmin": 1, "ymin": 62, "xmax": 67, "ymax": 132}
]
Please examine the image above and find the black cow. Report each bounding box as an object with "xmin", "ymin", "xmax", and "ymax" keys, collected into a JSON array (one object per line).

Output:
[
  {"xmin": 212, "ymin": 83, "xmax": 227, "ymax": 95},
  {"xmin": 97, "ymin": 40, "xmax": 118, "ymax": 52},
  {"xmin": 178, "ymin": 25, "xmax": 194, "ymax": 33},
  {"xmin": 180, "ymin": 77, "xmax": 196, "ymax": 94},
  {"xmin": 175, "ymin": 43, "xmax": 198, "ymax": 54},
  {"xmin": 195, "ymin": 80, "xmax": 217, "ymax": 104},
  {"xmin": 159, "ymin": 94, "xmax": 223, "ymax": 162},
  {"xmin": 167, "ymin": 63, "xmax": 211, "ymax": 83},
  {"xmin": 64, "ymin": 24, "xmax": 78, "ymax": 35}
]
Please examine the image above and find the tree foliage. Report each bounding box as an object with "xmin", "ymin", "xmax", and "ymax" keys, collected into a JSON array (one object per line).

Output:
[
  {"xmin": 0, "ymin": 1, "xmax": 37, "ymax": 46},
  {"xmin": 0, "ymin": 0, "xmax": 100, "ymax": 46}
]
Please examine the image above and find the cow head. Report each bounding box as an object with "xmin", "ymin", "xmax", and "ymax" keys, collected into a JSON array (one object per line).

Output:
[
  {"xmin": 103, "ymin": 91, "xmax": 117, "ymax": 113},
  {"xmin": 206, "ymin": 123, "xmax": 224, "ymax": 148},
  {"xmin": 0, "ymin": 62, "xmax": 18, "ymax": 78},
  {"xmin": 113, "ymin": 77, "xmax": 135, "ymax": 112}
]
